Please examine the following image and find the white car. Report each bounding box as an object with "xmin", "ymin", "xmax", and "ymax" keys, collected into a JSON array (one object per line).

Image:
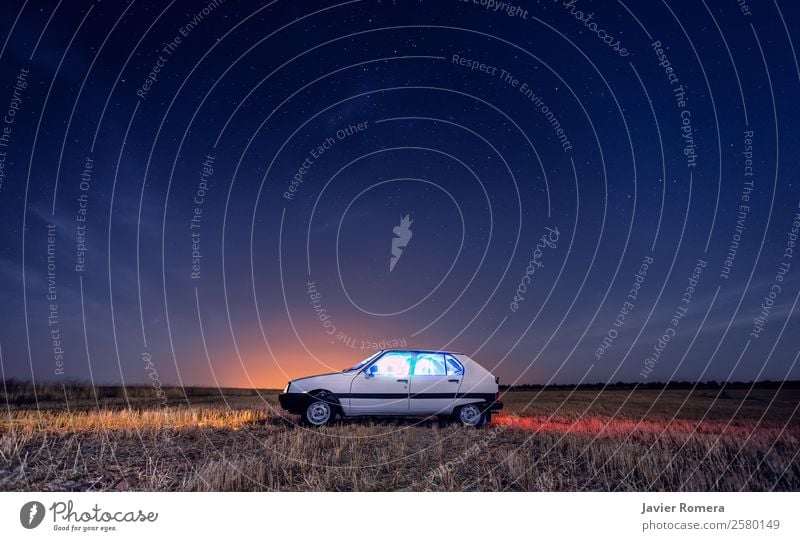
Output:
[{"xmin": 278, "ymin": 349, "xmax": 502, "ymax": 427}]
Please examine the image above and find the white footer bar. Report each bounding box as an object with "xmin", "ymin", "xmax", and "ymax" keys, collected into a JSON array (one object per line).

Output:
[{"xmin": 2, "ymin": 492, "xmax": 797, "ymax": 540}]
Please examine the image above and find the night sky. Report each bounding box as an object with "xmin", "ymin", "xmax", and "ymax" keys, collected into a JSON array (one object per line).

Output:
[{"xmin": 1, "ymin": 0, "xmax": 799, "ymax": 389}]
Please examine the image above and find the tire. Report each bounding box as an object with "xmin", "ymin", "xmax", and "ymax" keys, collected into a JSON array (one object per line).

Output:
[
  {"xmin": 455, "ymin": 403, "xmax": 487, "ymax": 428},
  {"xmin": 301, "ymin": 395, "xmax": 336, "ymax": 426}
]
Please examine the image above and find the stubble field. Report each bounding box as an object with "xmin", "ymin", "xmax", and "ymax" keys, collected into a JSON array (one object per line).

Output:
[{"xmin": 1, "ymin": 382, "xmax": 798, "ymax": 491}]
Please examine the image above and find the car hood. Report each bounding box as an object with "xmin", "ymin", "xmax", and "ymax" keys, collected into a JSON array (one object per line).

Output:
[
  {"xmin": 291, "ymin": 372, "xmax": 339, "ymax": 382},
  {"xmin": 289, "ymin": 372, "xmax": 352, "ymax": 393}
]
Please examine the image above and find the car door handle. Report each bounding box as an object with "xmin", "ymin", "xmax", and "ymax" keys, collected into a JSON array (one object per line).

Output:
[
  {"xmin": 397, "ymin": 379, "xmax": 408, "ymax": 383},
  {"xmin": 448, "ymin": 379, "xmax": 460, "ymax": 383}
]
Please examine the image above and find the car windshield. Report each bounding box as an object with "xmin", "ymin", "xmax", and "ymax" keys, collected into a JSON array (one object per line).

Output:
[{"xmin": 343, "ymin": 351, "xmax": 383, "ymax": 373}]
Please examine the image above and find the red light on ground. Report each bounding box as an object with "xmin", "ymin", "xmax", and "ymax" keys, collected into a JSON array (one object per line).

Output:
[{"xmin": 491, "ymin": 415, "xmax": 786, "ymax": 439}]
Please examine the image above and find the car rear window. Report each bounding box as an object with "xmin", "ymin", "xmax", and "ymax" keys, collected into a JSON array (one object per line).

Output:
[{"xmin": 445, "ymin": 355, "xmax": 464, "ymax": 376}]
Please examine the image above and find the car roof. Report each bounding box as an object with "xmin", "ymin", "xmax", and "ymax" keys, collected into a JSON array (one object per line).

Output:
[{"xmin": 379, "ymin": 349, "xmax": 463, "ymax": 355}]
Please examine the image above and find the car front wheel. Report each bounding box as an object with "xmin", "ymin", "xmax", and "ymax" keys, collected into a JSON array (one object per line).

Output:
[
  {"xmin": 456, "ymin": 404, "xmax": 487, "ymax": 428},
  {"xmin": 302, "ymin": 398, "xmax": 334, "ymax": 426}
]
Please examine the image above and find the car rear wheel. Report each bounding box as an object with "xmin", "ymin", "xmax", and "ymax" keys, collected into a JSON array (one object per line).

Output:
[
  {"xmin": 302, "ymin": 398, "xmax": 334, "ymax": 426},
  {"xmin": 456, "ymin": 404, "xmax": 487, "ymax": 428}
]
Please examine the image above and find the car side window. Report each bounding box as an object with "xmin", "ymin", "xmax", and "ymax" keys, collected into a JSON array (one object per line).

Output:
[
  {"xmin": 366, "ymin": 351, "xmax": 412, "ymax": 376},
  {"xmin": 412, "ymin": 353, "xmax": 446, "ymax": 376},
  {"xmin": 445, "ymin": 355, "xmax": 464, "ymax": 376}
]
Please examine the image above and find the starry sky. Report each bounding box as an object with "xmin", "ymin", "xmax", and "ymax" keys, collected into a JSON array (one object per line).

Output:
[{"xmin": 1, "ymin": 0, "xmax": 799, "ymax": 389}]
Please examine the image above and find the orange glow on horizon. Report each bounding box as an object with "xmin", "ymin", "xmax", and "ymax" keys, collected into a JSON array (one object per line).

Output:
[{"xmin": 205, "ymin": 344, "xmax": 382, "ymax": 389}]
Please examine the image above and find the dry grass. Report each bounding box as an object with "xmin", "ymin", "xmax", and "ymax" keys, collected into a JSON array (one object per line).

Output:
[{"xmin": 0, "ymin": 386, "xmax": 798, "ymax": 491}]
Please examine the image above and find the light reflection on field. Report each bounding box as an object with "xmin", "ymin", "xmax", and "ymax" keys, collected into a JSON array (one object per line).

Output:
[{"xmin": 491, "ymin": 414, "xmax": 798, "ymax": 439}]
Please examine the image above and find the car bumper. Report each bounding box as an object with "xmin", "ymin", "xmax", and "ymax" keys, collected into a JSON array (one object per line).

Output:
[
  {"xmin": 278, "ymin": 392, "xmax": 306, "ymax": 414},
  {"xmin": 488, "ymin": 401, "xmax": 503, "ymax": 411}
]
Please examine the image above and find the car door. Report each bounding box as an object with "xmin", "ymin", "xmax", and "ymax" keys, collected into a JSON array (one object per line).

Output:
[
  {"xmin": 408, "ymin": 353, "xmax": 462, "ymax": 415},
  {"xmin": 347, "ymin": 351, "xmax": 412, "ymax": 415}
]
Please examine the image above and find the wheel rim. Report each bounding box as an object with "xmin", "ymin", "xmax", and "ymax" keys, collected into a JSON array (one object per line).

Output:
[
  {"xmin": 307, "ymin": 401, "xmax": 331, "ymax": 425},
  {"xmin": 459, "ymin": 405, "xmax": 482, "ymax": 426}
]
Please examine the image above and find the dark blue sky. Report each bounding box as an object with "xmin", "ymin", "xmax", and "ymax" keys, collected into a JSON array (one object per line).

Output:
[{"xmin": 1, "ymin": 0, "xmax": 799, "ymax": 388}]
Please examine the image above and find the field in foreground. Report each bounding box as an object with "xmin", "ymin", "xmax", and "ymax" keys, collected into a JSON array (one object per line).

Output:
[{"xmin": 1, "ymin": 383, "xmax": 798, "ymax": 491}]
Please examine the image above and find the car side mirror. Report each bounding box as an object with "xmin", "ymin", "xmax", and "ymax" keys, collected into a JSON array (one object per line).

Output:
[{"xmin": 364, "ymin": 368, "xmax": 374, "ymax": 378}]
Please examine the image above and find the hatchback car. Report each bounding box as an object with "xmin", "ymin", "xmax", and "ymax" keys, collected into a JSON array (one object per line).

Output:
[{"xmin": 278, "ymin": 349, "xmax": 502, "ymax": 427}]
